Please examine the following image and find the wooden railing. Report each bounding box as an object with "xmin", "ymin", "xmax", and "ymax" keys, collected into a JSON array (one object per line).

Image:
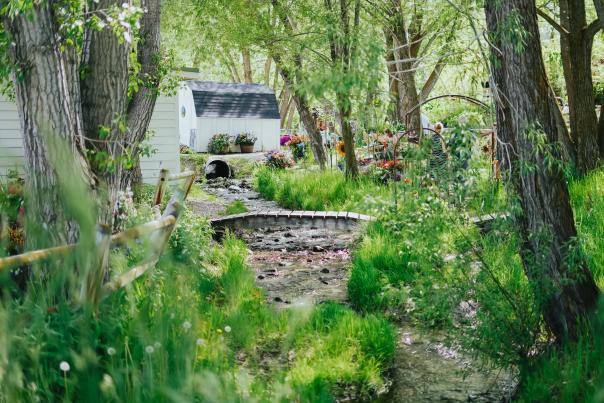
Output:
[{"xmin": 0, "ymin": 169, "xmax": 196, "ymax": 305}]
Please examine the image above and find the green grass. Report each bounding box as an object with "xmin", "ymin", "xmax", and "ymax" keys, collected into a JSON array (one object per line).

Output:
[
  {"xmin": 0, "ymin": 203, "xmax": 395, "ymax": 401},
  {"xmin": 253, "ymin": 163, "xmax": 604, "ymax": 402},
  {"xmin": 221, "ymin": 200, "xmax": 248, "ymax": 216}
]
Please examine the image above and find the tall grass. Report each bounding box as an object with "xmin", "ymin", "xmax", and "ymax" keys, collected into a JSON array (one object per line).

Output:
[
  {"xmin": 0, "ymin": 181, "xmax": 395, "ymax": 402},
  {"xmin": 253, "ymin": 163, "xmax": 604, "ymax": 401}
]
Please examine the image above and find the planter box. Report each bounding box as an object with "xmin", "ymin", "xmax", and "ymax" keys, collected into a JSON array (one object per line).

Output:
[{"xmin": 240, "ymin": 144, "xmax": 255, "ymax": 153}]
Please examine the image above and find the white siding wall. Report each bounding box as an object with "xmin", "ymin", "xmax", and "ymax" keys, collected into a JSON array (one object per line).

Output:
[
  {"xmin": 0, "ymin": 95, "xmax": 181, "ymax": 184},
  {"xmin": 196, "ymin": 117, "xmax": 280, "ymax": 153},
  {"xmin": 177, "ymin": 85, "xmax": 197, "ymax": 148},
  {"xmin": 141, "ymin": 94, "xmax": 181, "ymax": 183},
  {"xmin": 0, "ymin": 97, "xmax": 25, "ymax": 177}
]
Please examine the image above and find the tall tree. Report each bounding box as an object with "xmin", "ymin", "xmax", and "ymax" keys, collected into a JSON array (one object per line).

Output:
[
  {"xmin": 485, "ymin": 0, "xmax": 599, "ymax": 339},
  {"xmin": 271, "ymin": 0, "xmax": 328, "ymax": 169},
  {"xmin": 3, "ymin": 1, "xmax": 163, "ymax": 245},
  {"xmin": 538, "ymin": 1, "xmax": 602, "ymax": 172},
  {"xmin": 324, "ymin": 0, "xmax": 361, "ymax": 179}
]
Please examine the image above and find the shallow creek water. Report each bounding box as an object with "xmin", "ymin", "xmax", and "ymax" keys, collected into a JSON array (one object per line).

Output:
[{"xmin": 191, "ymin": 178, "xmax": 516, "ymax": 402}]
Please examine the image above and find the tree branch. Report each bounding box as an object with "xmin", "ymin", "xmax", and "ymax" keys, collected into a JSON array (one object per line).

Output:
[{"xmin": 536, "ymin": 8, "xmax": 569, "ymax": 35}]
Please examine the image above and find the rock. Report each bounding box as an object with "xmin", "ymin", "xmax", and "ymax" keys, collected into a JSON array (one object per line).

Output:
[
  {"xmin": 312, "ymin": 245, "xmax": 325, "ymax": 252},
  {"xmin": 257, "ymin": 275, "xmax": 265, "ymax": 280},
  {"xmin": 320, "ymin": 268, "xmax": 330, "ymax": 274}
]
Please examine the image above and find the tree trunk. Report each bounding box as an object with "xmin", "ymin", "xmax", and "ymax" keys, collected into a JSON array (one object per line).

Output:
[
  {"xmin": 485, "ymin": 0, "xmax": 599, "ymax": 340},
  {"xmin": 242, "ymin": 49, "xmax": 253, "ymax": 83},
  {"xmin": 122, "ymin": 0, "xmax": 162, "ymax": 191},
  {"xmin": 600, "ymin": 90, "xmax": 604, "ymax": 151},
  {"xmin": 390, "ymin": 1, "xmax": 422, "ymax": 133},
  {"xmin": 384, "ymin": 31, "xmax": 401, "ymax": 122},
  {"xmin": 264, "ymin": 57, "xmax": 272, "ymax": 86},
  {"xmin": 337, "ymin": 94, "xmax": 359, "ymax": 178},
  {"xmin": 3, "ymin": 4, "xmax": 93, "ymax": 248},
  {"xmin": 559, "ymin": 0, "xmax": 599, "ymax": 172},
  {"xmin": 81, "ymin": 0, "xmax": 130, "ymax": 228},
  {"xmin": 271, "ymin": 0, "xmax": 328, "ymax": 169}
]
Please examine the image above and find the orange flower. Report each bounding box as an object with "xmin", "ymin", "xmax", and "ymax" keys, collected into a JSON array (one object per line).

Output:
[{"xmin": 336, "ymin": 141, "xmax": 346, "ymax": 157}]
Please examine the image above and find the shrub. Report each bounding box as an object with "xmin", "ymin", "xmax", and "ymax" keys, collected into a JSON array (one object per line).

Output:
[
  {"xmin": 180, "ymin": 153, "xmax": 209, "ymax": 175},
  {"xmin": 208, "ymin": 133, "xmax": 231, "ymax": 154},
  {"xmin": 222, "ymin": 200, "xmax": 248, "ymax": 216}
]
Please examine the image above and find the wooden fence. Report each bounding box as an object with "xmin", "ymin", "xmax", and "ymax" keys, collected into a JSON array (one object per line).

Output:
[{"xmin": 0, "ymin": 168, "xmax": 196, "ymax": 305}]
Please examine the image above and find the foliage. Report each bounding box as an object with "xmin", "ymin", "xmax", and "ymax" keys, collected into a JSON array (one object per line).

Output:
[
  {"xmin": 222, "ymin": 200, "xmax": 248, "ymax": 216},
  {"xmin": 207, "ymin": 133, "xmax": 231, "ymax": 154},
  {"xmin": 180, "ymin": 153, "xmax": 209, "ymax": 175}
]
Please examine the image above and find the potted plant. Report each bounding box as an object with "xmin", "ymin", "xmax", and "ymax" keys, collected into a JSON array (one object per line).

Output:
[
  {"xmin": 235, "ymin": 132, "xmax": 258, "ymax": 153},
  {"xmin": 208, "ymin": 133, "xmax": 231, "ymax": 154}
]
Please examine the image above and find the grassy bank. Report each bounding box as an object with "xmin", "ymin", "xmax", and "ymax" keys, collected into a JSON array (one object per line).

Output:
[
  {"xmin": 254, "ymin": 165, "xmax": 604, "ymax": 401},
  {"xmin": 0, "ymin": 183, "xmax": 395, "ymax": 402}
]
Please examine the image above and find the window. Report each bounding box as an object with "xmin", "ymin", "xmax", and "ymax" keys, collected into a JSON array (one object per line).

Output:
[{"xmin": 181, "ymin": 106, "xmax": 186, "ymax": 118}]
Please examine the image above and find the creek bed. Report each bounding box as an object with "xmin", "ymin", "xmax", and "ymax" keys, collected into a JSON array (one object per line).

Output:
[{"xmin": 191, "ymin": 178, "xmax": 516, "ymax": 402}]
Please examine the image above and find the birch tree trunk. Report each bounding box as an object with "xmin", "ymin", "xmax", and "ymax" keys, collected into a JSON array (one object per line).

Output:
[{"xmin": 485, "ymin": 0, "xmax": 599, "ymax": 340}]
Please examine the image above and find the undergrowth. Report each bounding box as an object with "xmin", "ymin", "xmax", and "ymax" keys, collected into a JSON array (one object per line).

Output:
[{"xmin": 254, "ymin": 163, "xmax": 604, "ymax": 402}]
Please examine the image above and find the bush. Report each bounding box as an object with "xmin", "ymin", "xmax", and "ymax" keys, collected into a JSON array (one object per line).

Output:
[
  {"xmin": 180, "ymin": 153, "xmax": 208, "ymax": 175},
  {"xmin": 208, "ymin": 133, "xmax": 231, "ymax": 154}
]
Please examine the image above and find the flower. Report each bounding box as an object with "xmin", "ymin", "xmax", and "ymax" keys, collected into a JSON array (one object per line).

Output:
[
  {"xmin": 107, "ymin": 347, "xmax": 116, "ymax": 356},
  {"xmin": 280, "ymin": 135, "xmax": 292, "ymax": 146},
  {"xmin": 196, "ymin": 338, "xmax": 205, "ymax": 346},
  {"xmin": 154, "ymin": 342, "xmax": 161, "ymax": 349},
  {"xmin": 224, "ymin": 325, "xmax": 231, "ymax": 333},
  {"xmin": 59, "ymin": 361, "xmax": 70, "ymax": 372},
  {"xmin": 336, "ymin": 141, "xmax": 346, "ymax": 157},
  {"xmin": 145, "ymin": 345, "xmax": 154, "ymax": 354},
  {"xmin": 182, "ymin": 321, "xmax": 192, "ymax": 330}
]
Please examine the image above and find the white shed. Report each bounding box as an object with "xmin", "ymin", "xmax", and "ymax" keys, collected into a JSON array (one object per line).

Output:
[
  {"xmin": 179, "ymin": 81, "xmax": 281, "ymax": 152},
  {"xmin": 0, "ymin": 94, "xmax": 180, "ymax": 184}
]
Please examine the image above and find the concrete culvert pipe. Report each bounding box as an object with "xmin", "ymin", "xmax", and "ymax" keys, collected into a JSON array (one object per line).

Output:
[{"xmin": 205, "ymin": 160, "xmax": 233, "ymax": 180}]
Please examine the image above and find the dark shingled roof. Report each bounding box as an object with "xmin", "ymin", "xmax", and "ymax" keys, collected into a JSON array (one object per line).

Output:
[{"xmin": 186, "ymin": 81, "xmax": 281, "ymax": 119}]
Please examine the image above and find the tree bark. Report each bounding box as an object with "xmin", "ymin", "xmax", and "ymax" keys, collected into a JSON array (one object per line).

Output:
[
  {"xmin": 559, "ymin": 0, "xmax": 599, "ymax": 172},
  {"xmin": 3, "ymin": 4, "xmax": 93, "ymax": 248},
  {"xmin": 600, "ymin": 89, "xmax": 604, "ymax": 151},
  {"xmin": 485, "ymin": 0, "xmax": 599, "ymax": 340},
  {"xmin": 384, "ymin": 31, "xmax": 401, "ymax": 122},
  {"xmin": 242, "ymin": 49, "xmax": 253, "ymax": 83},
  {"xmin": 81, "ymin": 0, "xmax": 130, "ymax": 228},
  {"xmin": 388, "ymin": 1, "xmax": 422, "ymax": 133},
  {"xmin": 122, "ymin": 0, "xmax": 162, "ymax": 191},
  {"xmin": 264, "ymin": 57, "xmax": 272, "ymax": 86}
]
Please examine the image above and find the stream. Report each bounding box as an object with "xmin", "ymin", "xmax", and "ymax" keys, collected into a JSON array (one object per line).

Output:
[{"xmin": 189, "ymin": 177, "xmax": 516, "ymax": 402}]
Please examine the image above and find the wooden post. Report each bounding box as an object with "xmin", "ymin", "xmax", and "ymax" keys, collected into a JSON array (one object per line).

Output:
[
  {"xmin": 153, "ymin": 169, "xmax": 169, "ymax": 207},
  {"xmin": 81, "ymin": 224, "xmax": 111, "ymax": 307}
]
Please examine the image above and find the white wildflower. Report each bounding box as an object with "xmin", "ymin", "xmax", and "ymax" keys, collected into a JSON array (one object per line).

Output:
[
  {"xmin": 59, "ymin": 361, "xmax": 70, "ymax": 372},
  {"xmin": 196, "ymin": 338, "xmax": 205, "ymax": 346},
  {"xmin": 182, "ymin": 321, "xmax": 192, "ymax": 330},
  {"xmin": 145, "ymin": 345, "xmax": 154, "ymax": 354},
  {"xmin": 107, "ymin": 347, "xmax": 116, "ymax": 356},
  {"xmin": 224, "ymin": 325, "xmax": 231, "ymax": 333}
]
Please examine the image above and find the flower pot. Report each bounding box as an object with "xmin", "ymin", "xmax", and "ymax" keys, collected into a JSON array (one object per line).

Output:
[{"xmin": 240, "ymin": 144, "xmax": 255, "ymax": 153}]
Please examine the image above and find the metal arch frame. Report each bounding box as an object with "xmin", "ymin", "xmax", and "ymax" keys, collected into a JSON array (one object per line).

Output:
[{"xmin": 404, "ymin": 94, "xmax": 492, "ymax": 129}]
